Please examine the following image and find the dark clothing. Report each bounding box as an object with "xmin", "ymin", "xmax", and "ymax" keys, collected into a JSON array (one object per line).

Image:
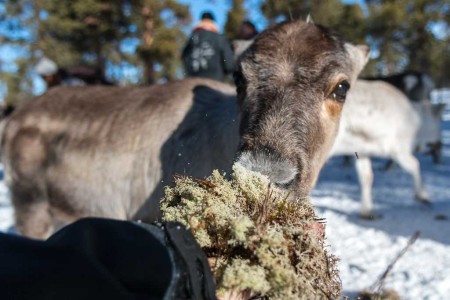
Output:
[
  {"xmin": 182, "ymin": 30, "xmax": 235, "ymax": 82},
  {"xmin": 0, "ymin": 218, "xmax": 216, "ymax": 300},
  {"xmin": 66, "ymin": 65, "xmax": 113, "ymax": 85}
]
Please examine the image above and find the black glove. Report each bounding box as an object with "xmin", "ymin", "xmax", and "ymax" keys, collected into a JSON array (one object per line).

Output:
[
  {"xmin": 0, "ymin": 218, "xmax": 216, "ymax": 300},
  {"xmin": 137, "ymin": 221, "xmax": 217, "ymax": 300}
]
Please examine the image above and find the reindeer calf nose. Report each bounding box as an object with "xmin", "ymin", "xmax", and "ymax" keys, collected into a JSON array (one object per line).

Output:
[{"xmin": 236, "ymin": 151, "xmax": 298, "ymax": 189}]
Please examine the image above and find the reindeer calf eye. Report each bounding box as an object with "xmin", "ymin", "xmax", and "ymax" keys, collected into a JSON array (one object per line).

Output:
[{"xmin": 329, "ymin": 80, "xmax": 350, "ymax": 102}]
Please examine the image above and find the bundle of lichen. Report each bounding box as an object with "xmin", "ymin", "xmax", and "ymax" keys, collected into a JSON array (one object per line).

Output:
[{"xmin": 161, "ymin": 164, "xmax": 341, "ymax": 300}]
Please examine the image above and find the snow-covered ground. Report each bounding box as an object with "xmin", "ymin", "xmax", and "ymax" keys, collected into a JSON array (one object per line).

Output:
[
  {"xmin": 312, "ymin": 106, "xmax": 450, "ymax": 299},
  {"xmin": 0, "ymin": 108, "xmax": 449, "ymax": 299},
  {"xmin": 0, "ymin": 169, "xmax": 12, "ymax": 233}
]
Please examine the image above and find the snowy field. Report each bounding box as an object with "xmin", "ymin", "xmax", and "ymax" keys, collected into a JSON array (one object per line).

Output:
[
  {"xmin": 313, "ymin": 106, "xmax": 450, "ymax": 299},
  {"xmin": 0, "ymin": 108, "xmax": 449, "ymax": 299}
]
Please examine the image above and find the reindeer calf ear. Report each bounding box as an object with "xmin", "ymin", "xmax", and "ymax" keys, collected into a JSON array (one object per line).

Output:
[
  {"xmin": 356, "ymin": 44, "xmax": 370, "ymax": 57},
  {"xmin": 306, "ymin": 14, "xmax": 314, "ymax": 24}
]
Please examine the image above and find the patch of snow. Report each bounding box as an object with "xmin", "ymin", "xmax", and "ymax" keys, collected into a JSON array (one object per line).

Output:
[{"xmin": 0, "ymin": 170, "xmax": 12, "ymax": 233}]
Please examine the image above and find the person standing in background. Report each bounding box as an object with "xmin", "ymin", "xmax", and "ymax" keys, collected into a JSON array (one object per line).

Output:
[
  {"xmin": 232, "ymin": 20, "xmax": 259, "ymax": 58},
  {"xmin": 182, "ymin": 12, "xmax": 235, "ymax": 82},
  {"xmin": 35, "ymin": 57, "xmax": 113, "ymax": 91},
  {"xmin": 236, "ymin": 20, "xmax": 258, "ymax": 40},
  {"xmin": 35, "ymin": 57, "xmax": 86, "ymax": 90}
]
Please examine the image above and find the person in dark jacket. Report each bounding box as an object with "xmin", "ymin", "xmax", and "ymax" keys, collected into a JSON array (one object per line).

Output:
[
  {"xmin": 182, "ymin": 12, "xmax": 235, "ymax": 82},
  {"xmin": 236, "ymin": 20, "xmax": 258, "ymax": 40}
]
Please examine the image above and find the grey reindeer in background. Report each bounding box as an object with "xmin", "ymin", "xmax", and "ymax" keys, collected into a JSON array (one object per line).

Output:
[{"xmin": 1, "ymin": 20, "xmax": 369, "ymax": 239}]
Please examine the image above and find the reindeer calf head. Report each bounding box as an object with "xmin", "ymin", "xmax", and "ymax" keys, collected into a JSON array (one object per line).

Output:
[{"xmin": 235, "ymin": 20, "xmax": 369, "ymax": 198}]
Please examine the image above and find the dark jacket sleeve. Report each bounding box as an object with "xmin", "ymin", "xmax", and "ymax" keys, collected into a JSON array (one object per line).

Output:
[
  {"xmin": 219, "ymin": 36, "xmax": 236, "ymax": 74},
  {"xmin": 0, "ymin": 218, "xmax": 216, "ymax": 300}
]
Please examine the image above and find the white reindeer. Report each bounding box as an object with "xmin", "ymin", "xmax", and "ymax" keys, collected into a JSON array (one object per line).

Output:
[{"xmin": 329, "ymin": 79, "xmax": 443, "ymax": 218}]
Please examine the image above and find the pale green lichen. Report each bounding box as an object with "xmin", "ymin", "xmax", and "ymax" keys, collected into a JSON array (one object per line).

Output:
[
  {"xmin": 228, "ymin": 216, "xmax": 254, "ymax": 246},
  {"xmin": 221, "ymin": 259, "xmax": 270, "ymax": 294},
  {"xmin": 161, "ymin": 163, "xmax": 342, "ymax": 299}
]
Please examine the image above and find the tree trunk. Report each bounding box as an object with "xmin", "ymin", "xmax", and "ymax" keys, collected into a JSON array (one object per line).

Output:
[
  {"xmin": 140, "ymin": 5, "xmax": 155, "ymax": 84},
  {"xmin": 145, "ymin": 60, "xmax": 155, "ymax": 85}
]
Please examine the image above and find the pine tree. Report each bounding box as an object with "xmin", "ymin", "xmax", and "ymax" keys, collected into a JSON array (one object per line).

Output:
[
  {"xmin": 260, "ymin": 0, "xmax": 449, "ymax": 83},
  {"xmin": 224, "ymin": 0, "xmax": 246, "ymax": 41},
  {"xmin": 1, "ymin": 0, "xmax": 191, "ymax": 104},
  {"xmin": 0, "ymin": 0, "xmax": 135, "ymax": 106},
  {"xmin": 0, "ymin": 0, "xmax": 40, "ymax": 105},
  {"xmin": 338, "ymin": 4, "xmax": 366, "ymax": 44},
  {"xmin": 38, "ymin": 0, "xmax": 132, "ymax": 78},
  {"xmin": 366, "ymin": 0, "xmax": 449, "ymax": 80},
  {"xmin": 132, "ymin": 0, "xmax": 190, "ymax": 84},
  {"xmin": 40, "ymin": 0, "xmax": 190, "ymax": 84}
]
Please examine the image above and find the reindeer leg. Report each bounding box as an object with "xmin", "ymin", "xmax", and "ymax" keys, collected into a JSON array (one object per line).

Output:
[
  {"xmin": 355, "ymin": 156, "xmax": 379, "ymax": 219},
  {"xmin": 6, "ymin": 128, "xmax": 55, "ymax": 239},
  {"xmin": 12, "ymin": 183, "xmax": 54, "ymax": 239},
  {"xmin": 393, "ymin": 153, "xmax": 430, "ymax": 204}
]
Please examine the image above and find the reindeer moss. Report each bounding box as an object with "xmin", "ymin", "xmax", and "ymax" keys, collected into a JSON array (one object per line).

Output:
[{"xmin": 161, "ymin": 164, "xmax": 342, "ymax": 299}]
